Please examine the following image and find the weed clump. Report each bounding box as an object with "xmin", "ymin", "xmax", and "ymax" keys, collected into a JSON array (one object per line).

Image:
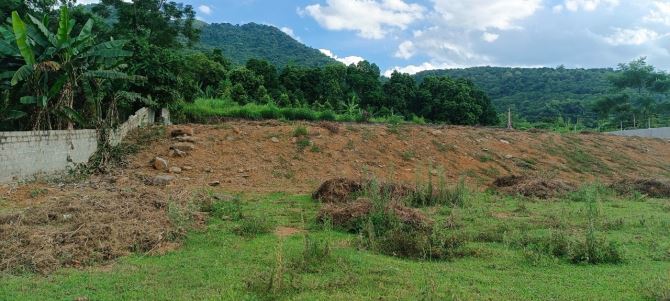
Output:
[
  {"xmin": 233, "ymin": 215, "xmax": 275, "ymax": 237},
  {"xmin": 317, "ymin": 181, "xmax": 465, "ymax": 260}
]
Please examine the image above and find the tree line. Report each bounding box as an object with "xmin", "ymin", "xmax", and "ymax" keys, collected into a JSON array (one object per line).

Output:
[{"xmin": 0, "ymin": 0, "xmax": 498, "ymax": 132}]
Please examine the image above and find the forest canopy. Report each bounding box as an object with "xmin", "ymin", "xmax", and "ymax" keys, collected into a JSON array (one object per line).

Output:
[{"xmin": 0, "ymin": 0, "xmax": 499, "ymax": 131}]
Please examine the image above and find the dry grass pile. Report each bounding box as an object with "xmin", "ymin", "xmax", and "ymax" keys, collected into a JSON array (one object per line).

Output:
[
  {"xmin": 0, "ymin": 190, "xmax": 189, "ymax": 274},
  {"xmin": 493, "ymin": 175, "xmax": 575, "ymax": 199},
  {"xmin": 610, "ymin": 178, "xmax": 670, "ymax": 198}
]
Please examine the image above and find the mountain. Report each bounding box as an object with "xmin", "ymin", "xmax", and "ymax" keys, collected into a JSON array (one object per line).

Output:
[
  {"xmin": 415, "ymin": 67, "xmax": 615, "ymax": 122},
  {"xmin": 199, "ymin": 22, "xmax": 338, "ymax": 68}
]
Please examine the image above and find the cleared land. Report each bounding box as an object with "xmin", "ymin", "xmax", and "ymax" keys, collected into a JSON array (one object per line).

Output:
[{"xmin": 1, "ymin": 122, "xmax": 670, "ymax": 300}]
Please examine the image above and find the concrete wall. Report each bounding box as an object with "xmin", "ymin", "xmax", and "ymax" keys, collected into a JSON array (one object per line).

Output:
[
  {"xmin": 0, "ymin": 107, "xmax": 162, "ymax": 183},
  {"xmin": 108, "ymin": 108, "xmax": 155, "ymax": 146},
  {"xmin": 610, "ymin": 127, "xmax": 670, "ymax": 139},
  {"xmin": 0, "ymin": 130, "xmax": 98, "ymax": 183}
]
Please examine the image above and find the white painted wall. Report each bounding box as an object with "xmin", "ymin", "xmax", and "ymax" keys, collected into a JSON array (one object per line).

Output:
[
  {"xmin": 0, "ymin": 107, "xmax": 160, "ymax": 183},
  {"xmin": 610, "ymin": 127, "xmax": 670, "ymax": 139},
  {"xmin": 0, "ymin": 130, "xmax": 98, "ymax": 183}
]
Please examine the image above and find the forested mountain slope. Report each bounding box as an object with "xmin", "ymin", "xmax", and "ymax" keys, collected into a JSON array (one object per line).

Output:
[
  {"xmin": 199, "ymin": 23, "xmax": 337, "ymax": 68},
  {"xmin": 415, "ymin": 67, "xmax": 615, "ymax": 121}
]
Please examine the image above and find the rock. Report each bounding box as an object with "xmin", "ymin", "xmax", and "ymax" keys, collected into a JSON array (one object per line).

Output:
[
  {"xmin": 500, "ymin": 139, "xmax": 510, "ymax": 144},
  {"xmin": 175, "ymin": 136, "xmax": 197, "ymax": 143},
  {"xmin": 171, "ymin": 127, "xmax": 194, "ymax": 137},
  {"xmin": 291, "ymin": 137, "xmax": 297, "ymax": 143},
  {"xmin": 169, "ymin": 167, "xmax": 182, "ymax": 174},
  {"xmin": 169, "ymin": 149, "xmax": 187, "ymax": 157},
  {"xmin": 233, "ymin": 127, "xmax": 242, "ymax": 135},
  {"xmin": 431, "ymin": 130, "xmax": 443, "ymax": 136},
  {"xmin": 182, "ymin": 166, "xmax": 193, "ymax": 171},
  {"xmin": 152, "ymin": 157, "xmax": 169, "ymax": 171},
  {"xmin": 505, "ymin": 154, "xmax": 514, "ymax": 159},
  {"xmin": 208, "ymin": 181, "xmax": 221, "ymax": 187},
  {"xmin": 271, "ymin": 137, "xmax": 280, "ymax": 143},
  {"xmin": 226, "ymin": 135, "xmax": 236, "ymax": 141},
  {"xmin": 204, "ymin": 168, "xmax": 212, "ymax": 173},
  {"xmin": 148, "ymin": 175, "xmax": 175, "ymax": 186},
  {"xmin": 171, "ymin": 143, "xmax": 196, "ymax": 152}
]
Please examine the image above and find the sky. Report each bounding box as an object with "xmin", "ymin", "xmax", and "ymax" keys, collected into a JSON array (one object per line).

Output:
[{"xmin": 84, "ymin": 0, "xmax": 670, "ymax": 75}]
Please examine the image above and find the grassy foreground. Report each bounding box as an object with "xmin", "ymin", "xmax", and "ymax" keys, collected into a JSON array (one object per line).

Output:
[{"xmin": 1, "ymin": 190, "xmax": 670, "ymax": 300}]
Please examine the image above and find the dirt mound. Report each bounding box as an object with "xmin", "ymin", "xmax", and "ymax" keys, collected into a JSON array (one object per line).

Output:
[
  {"xmin": 610, "ymin": 178, "xmax": 670, "ymax": 198},
  {"xmin": 312, "ymin": 178, "xmax": 364, "ymax": 203},
  {"xmin": 317, "ymin": 198, "xmax": 431, "ymax": 232},
  {"xmin": 0, "ymin": 190, "xmax": 190, "ymax": 274},
  {"xmin": 493, "ymin": 175, "xmax": 575, "ymax": 199},
  {"xmin": 312, "ymin": 178, "xmax": 414, "ymax": 204}
]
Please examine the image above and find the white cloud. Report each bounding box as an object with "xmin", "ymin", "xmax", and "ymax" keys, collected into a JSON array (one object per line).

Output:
[
  {"xmin": 394, "ymin": 41, "xmax": 416, "ymax": 59},
  {"xmin": 562, "ymin": 0, "xmax": 619, "ymax": 12},
  {"xmin": 482, "ymin": 32, "xmax": 500, "ymax": 42},
  {"xmin": 645, "ymin": 1, "xmax": 670, "ymax": 26},
  {"xmin": 198, "ymin": 5, "xmax": 212, "ymax": 15},
  {"xmin": 319, "ymin": 49, "xmax": 365, "ymax": 65},
  {"xmin": 431, "ymin": 0, "xmax": 542, "ymax": 31},
  {"xmin": 383, "ymin": 62, "xmax": 463, "ymax": 77},
  {"xmin": 280, "ymin": 27, "xmax": 302, "ymax": 42},
  {"xmin": 603, "ymin": 27, "xmax": 660, "ymax": 45},
  {"xmin": 553, "ymin": 5, "xmax": 564, "ymax": 13},
  {"xmin": 301, "ymin": 0, "xmax": 425, "ymax": 39}
]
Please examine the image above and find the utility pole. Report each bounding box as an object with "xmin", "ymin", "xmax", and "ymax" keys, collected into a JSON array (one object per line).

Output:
[{"xmin": 507, "ymin": 108, "xmax": 513, "ymax": 130}]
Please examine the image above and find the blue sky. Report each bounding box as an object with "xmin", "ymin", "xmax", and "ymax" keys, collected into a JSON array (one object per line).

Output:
[{"xmin": 89, "ymin": 0, "xmax": 670, "ymax": 74}]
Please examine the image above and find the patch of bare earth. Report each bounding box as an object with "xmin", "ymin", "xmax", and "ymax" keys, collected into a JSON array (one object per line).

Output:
[{"xmin": 2, "ymin": 121, "xmax": 670, "ymax": 273}]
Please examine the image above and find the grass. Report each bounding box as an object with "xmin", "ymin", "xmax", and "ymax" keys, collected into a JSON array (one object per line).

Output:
[
  {"xmin": 177, "ymin": 99, "xmax": 424, "ymax": 125},
  {"xmin": 2, "ymin": 191, "xmax": 670, "ymax": 300}
]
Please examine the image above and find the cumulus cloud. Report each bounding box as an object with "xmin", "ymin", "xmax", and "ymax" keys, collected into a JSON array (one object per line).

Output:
[
  {"xmin": 482, "ymin": 32, "xmax": 500, "ymax": 43},
  {"xmin": 320, "ymin": 49, "xmax": 365, "ymax": 65},
  {"xmin": 561, "ymin": 0, "xmax": 620, "ymax": 12},
  {"xmin": 383, "ymin": 62, "xmax": 462, "ymax": 77},
  {"xmin": 280, "ymin": 27, "xmax": 302, "ymax": 42},
  {"xmin": 394, "ymin": 41, "xmax": 416, "ymax": 59},
  {"xmin": 198, "ymin": 5, "xmax": 212, "ymax": 15},
  {"xmin": 603, "ymin": 27, "xmax": 660, "ymax": 45},
  {"xmin": 301, "ymin": 0, "xmax": 425, "ymax": 39},
  {"xmin": 645, "ymin": 1, "xmax": 670, "ymax": 26},
  {"xmin": 431, "ymin": 0, "xmax": 542, "ymax": 31}
]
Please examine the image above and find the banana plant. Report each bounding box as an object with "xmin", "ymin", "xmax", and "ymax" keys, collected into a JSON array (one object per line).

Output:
[{"xmin": 8, "ymin": 6, "xmax": 134, "ymax": 130}]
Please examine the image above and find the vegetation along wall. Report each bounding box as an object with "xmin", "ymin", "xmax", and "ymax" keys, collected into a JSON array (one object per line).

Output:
[{"xmin": 0, "ymin": 108, "xmax": 159, "ymax": 184}]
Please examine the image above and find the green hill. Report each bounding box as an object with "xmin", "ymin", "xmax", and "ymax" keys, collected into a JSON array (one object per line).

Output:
[
  {"xmin": 199, "ymin": 22, "xmax": 337, "ymax": 68},
  {"xmin": 415, "ymin": 67, "xmax": 615, "ymax": 122}
]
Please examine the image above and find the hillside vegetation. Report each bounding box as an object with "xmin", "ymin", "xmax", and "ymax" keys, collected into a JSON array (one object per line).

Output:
[
  {"xmin": 415, "ymin": 67, "xmax": 614, "ymax": 122},
  {"xmin": 199, "ymin": 23, "xmax": 336, "ymax": 68}
]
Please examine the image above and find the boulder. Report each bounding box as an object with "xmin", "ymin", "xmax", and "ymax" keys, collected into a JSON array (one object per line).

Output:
[
  {"xmin": 175, "ymin": 136, "xmax": 197, "ymax": 143},
  {"xmin": 169, "ymin": 149, "xmax": 187, "ymax": 157},
  {"xmin": 171, "ymin": 143, "xmax": 196, "ymax": 152},
  {"xmin": 148, "ymin": 175, "xmax": 175, "ymax": 186},
  {"xmin": 171, "ymin": 127, "xmax": 194, "ymax": 137},
  {"xmin": 152, "ymin": 157, "xmax": 169, "ymax": 171}
]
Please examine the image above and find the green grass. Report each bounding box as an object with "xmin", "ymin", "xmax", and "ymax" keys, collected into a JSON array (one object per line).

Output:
[
  {"xmin": 2, "ymin": 191, "xmax": 670, "ymax": 300},
  {"xmin": 176, "ymin": 98, "xmax": 438, "ymax": 126}
]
